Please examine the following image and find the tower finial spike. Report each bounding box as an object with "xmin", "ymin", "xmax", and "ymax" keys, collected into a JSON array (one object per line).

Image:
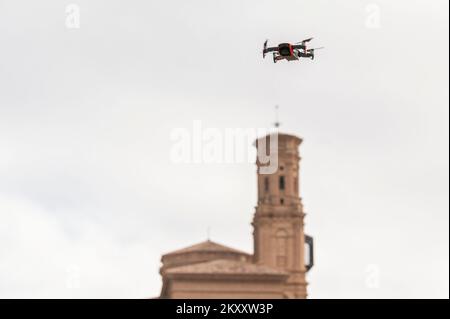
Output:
[
  {"xmin": 207, "ymin": 226, "xmax": 211, "ymax": 241},
  {"xmin": 274, "ymin": 105, "xmax": 281, "ymax": 128}
]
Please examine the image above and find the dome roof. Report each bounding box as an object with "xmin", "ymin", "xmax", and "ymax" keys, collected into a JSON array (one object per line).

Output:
[
  {"xmin": 162, "ymin": 240, "xmax": 250, "ymax": 257},
  {"xmin": 161, "ymin": 240, "xmax": 252, "ymax": 271}
]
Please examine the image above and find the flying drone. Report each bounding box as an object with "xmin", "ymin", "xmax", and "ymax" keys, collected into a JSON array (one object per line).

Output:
[{"xmin": 263, "ymin": 38, "xmax": 324, "ymax": 63}]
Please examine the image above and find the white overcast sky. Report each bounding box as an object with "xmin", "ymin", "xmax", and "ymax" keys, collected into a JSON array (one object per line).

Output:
[{"xmin": 0, "ymin": 0, "xmax": 448, "ymax": 298}]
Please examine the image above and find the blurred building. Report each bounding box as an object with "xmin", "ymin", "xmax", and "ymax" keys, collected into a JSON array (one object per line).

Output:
[{"xmin": 159, "ymin": 133, "xmax": 313, "ymax": 299}]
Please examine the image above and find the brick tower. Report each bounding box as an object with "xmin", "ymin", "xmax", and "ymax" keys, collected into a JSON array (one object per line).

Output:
[{"xmin": 252, "ymin": 133, "xmax": 308, "ymax": 298}]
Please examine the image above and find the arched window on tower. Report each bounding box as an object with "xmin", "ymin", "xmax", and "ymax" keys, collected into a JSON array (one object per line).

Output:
[
  {"xmin": 276, "ymin": 229, "xmax": 288, "ymax": 268},
  {"xmin": 279, "ymin": 176, "xmax": 285, "ymax": 190}
]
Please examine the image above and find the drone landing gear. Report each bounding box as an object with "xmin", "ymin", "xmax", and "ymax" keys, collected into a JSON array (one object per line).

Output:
[{"xmin": 273, "ymin": 53, "xmax": 277, "ymax": 63}]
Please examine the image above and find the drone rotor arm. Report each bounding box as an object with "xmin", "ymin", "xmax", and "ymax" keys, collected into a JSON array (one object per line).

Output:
[
  {"xmin": 292, "ymin": 44, "xmax": 306, "ymax": 50},
  {"xmin": 264, "ymin": 46, "xmax": 278, "ymax": 53}
]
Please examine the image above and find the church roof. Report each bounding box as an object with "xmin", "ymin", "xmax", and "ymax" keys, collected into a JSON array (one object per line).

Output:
[
  {"xmin": 162, "ymin": 240, "xmax": 251, "ymax": 257},
  {"xmin": 165, "ymin": 259, "xmax": 287, "ymax": 276}
]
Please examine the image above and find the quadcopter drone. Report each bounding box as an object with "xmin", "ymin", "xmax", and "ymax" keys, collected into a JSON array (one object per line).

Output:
[{"xmin": 263, "ymin": 38, "xmax": 324, "ymax": 63}]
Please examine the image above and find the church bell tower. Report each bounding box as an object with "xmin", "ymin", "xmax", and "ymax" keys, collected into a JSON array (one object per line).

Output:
[{"xmin": 252, "ymin": 132, "xmax": 310, "ymax": 298}]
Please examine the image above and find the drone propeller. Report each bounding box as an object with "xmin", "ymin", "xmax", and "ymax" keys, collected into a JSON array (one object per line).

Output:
[
  {"xmin": 307, "ymin": 46, "xmax": 324, "ymax": 51},
  {"xmin": 263, "ymin": 39, "xmax": 268, "ymax": 58},
  {"xmin": 295, "ymin": 37, "xmax": 314, "ymax": 44}
]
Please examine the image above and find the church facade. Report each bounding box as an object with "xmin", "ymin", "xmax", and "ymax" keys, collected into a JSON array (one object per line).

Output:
[{"xmin": 159, "ymin": 133, "xmax": 313, "ymax": 299}]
